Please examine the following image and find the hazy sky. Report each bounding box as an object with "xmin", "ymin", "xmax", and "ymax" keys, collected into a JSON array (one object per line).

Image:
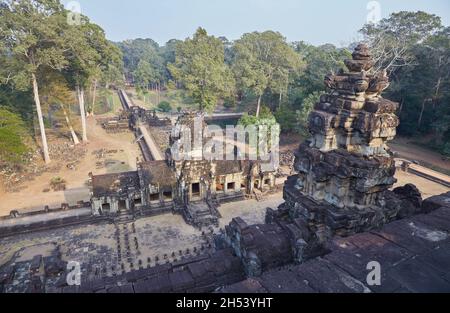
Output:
[{"xmin": 63, "ymin": 0, "xmax": 450, "ymax": 46}]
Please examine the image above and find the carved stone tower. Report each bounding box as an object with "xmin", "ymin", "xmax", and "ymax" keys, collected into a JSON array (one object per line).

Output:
[{"xmin": 283, "ymin": 43, "xmax": 401, "ymax": 238}]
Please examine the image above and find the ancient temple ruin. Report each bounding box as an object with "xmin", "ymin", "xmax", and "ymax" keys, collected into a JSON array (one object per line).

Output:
[
  {"xmin": 223, "ymin": 44, "xmax": 427, "ymax": 275},
  {"xmin": 90, "ymin": 111, "xmax": 278, "ymax": 228},
  {"xmin": 287, "ymin": 43, "xmax": 401, "ymax": 234}
]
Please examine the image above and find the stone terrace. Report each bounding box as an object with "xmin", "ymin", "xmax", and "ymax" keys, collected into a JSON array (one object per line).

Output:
[
  {"xmin": 6, "ymin": 193, "xmax": 446, "ymax": 293},
  {"xmin": 221, "ymin": 204, "xmax": 450, "ymax": 293}
]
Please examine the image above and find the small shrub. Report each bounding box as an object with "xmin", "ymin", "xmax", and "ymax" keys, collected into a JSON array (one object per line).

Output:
[{"xmin": 158, "ymin": 101, "xmax": 172, "ymax": 112}]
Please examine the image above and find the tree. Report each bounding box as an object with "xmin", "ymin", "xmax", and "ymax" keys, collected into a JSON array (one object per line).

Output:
[
  {"xmin": 64, "ymin": 16, "xmax": 106, "ymax": 142},
  {"xmin": 0, "ymin": 106, "xmax": 29, "ymax": 164},
  {"xmin": 157, "ymin": 101, "xmax": 172, "ymax": 113},
  {"xmin": 361, "ymin": 11, "xmax": 449, "ymax": 151},
  {"xmin": 133, "ymin": 60, "xmax": 156, "ymax": 91},
  {"xmin": 116, "ymin": 38, "xmax": 160, "ymax": 74},
  {"xmin": 291, "ymin": 42, "xmax": 350, "ymax": 100},
  {"xmin": 89, "ymin": 39, "xmax": 123, "ymax": 115},
  {"xmin": 168, "ymin": 27, "xmax": 235, "ymax": 112},
  {"xmin": 39, "ymin": 71, "xmax": 80, "ymax": 145},
  {"xmin": 159, "ymin": 39, "xmax": 182, "ymax": 83},
  {"xmin": 0, "ymin": 0, "xmax": 69, "ymax": 163},
  {"xmin": 296, "ymin": 91, "xmax": 322, "ymax": 136},
  {"xmin": 360, "ymin": 11, "xmax": 443, "ymax": 74},
  {"xmin": 232, "ymin": 31, "xmax": 303, "ymax": 117}
]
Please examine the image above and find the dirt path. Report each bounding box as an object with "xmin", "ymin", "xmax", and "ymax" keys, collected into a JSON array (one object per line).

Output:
[
  {"xmin": 0, "ymin": 116, "xmax": 142, "ymax": 216},
  {"xmin": 394, "ymin": 171, "xmax": 449, "ymax": 199},
  {"xmin": 390, "ymin": 138, "xmax": 450, "ymax": 172}
]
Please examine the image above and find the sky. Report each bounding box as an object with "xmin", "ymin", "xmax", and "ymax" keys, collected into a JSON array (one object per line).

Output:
[{"xmin": 63, "ymin": 0, "xmax": 450, "ymax": 47}]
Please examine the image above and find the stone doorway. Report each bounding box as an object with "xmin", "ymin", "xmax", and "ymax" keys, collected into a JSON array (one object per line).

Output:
[
  {"xmin": 102, "ymin": 203, "xmax": 111, "ymax": 213},
  {"xmin": 118, "ymin": 200, "xmax": 127, "ymax": 211},
  {"xmin": 192, "ymin": 183, "xmax": 201, "ymax": 199}
]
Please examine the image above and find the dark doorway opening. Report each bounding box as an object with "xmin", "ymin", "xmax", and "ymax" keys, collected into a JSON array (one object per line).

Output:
[
  {"xmin": 102, "ymin": 203, "xmax": 111, "ymax": 212},
  {"xmin": 134, "ymin": 198, "xmax": 142, "ymax": 206},
  {"xmin": 265, "ymin": 179, "xmax": 271, "ymax": 186},
  {"xmin": 192, "ymin": 183, "xmax": 200, "ymax": 197},
  {"xmin": 150, "ymin": 193, "xmax": 159, "ymax": 202},
  {"xmin": 163, "ymin": 191, "xmax": 172, "ymax": 201},
  {"xmin": 227, "ymin": 182, "xmax": 235, "ymax": 191},
  {"xmin": 118, "ymin": 200, "xmax": 127, "ymax": 211},
  {"xmin": 254, "ymin": 180, "xmax": 260, "ymax": 189}
]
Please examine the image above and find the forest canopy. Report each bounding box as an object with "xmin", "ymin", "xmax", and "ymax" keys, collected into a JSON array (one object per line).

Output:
[{"xmin": 0, "ymin": 1, "xmax": 449, "ymax": 167}]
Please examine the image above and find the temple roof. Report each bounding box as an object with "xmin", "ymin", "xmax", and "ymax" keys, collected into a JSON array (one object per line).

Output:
[
  {"xmin": 139, "ymin": 161, "xmax": 177, "ymax": 188},
  {"xmin": 92, "ymin": 171, "xmax": 140, "ymax": 197}
]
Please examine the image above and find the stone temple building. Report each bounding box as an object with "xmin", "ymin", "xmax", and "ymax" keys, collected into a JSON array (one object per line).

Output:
[
  {"xmin": 288, "ymin": 43, "xmax": 401, "ymax": 233},
  {"xmin": 90, "ymin": 112, "xmax": 278, "ymax": 227},
  {"xmin": 222, "ymin": 44, "xmax": 431, "ymax": 275}
]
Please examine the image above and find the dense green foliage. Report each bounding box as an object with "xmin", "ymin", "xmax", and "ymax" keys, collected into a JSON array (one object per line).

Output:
[
  {"xmin": 361, "ymin": 11, "xmax": 450, "ymax": 155},
  {"xmin": 0, "ymin": 0, "xmax": 124, "ymax": 163},
  {"xmin": 157, "ymin": 101, "xmax": 172, "ymax": 112},
  {"xmin": 168, "ymin": 28, "xmax": 235, "ymax": 112},
  {"xmin": 1, "ymin": 2, "xmax": 449, "ymax": 165},
  {"xmin": 0, "ymin": 107, "xmax": 29, "ymax": 164},
  {"xmin": 232, "ymin": 31, "xmax": 303, "ymax": 116}
]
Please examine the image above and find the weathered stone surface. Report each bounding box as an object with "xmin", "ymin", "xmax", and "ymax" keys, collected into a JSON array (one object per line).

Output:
[
  {"xmin": 220, "ymin": 44, "xmax": 428, "ymax": 278},
  {"xmin": 280, "ymin": 44, "xmax": 415, "ymax": 242},
  {"xmin": 224, "ymin": 217, "xmax": 293, "ymax": 276},
  {"xmin": 421, "ymin": 192, "xmax": 450, "ymax": 213},
  {"xmin": 393, "ymin": 184, "xmax": 423, "ymax": 218}
]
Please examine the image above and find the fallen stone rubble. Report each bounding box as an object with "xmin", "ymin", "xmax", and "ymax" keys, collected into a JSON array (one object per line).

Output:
[{"xmin": 0, "ymin": 139, "xmax": 87, "ymax": 192}]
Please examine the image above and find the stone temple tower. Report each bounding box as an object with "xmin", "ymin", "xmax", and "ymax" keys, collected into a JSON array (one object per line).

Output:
[
  {"xmin": 283, "ymin": 43, "xmax": 401, "ymax": 238},
  {"xmin": 224, "ymin": 44, "xmax": 425, "ymax": 272}
]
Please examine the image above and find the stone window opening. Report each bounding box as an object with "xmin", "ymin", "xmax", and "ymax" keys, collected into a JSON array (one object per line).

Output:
[
  {"xmin": 254, "ymin": 180, "xmax": 260, "ymax": 189},
  {"xmin": 264, "ymin": 178, "xmax": 271, "ymax": 186},
  {"xmin": 102, "ymin": 203, "xmax": 111, "ymax": 212},
  {"xmin": 163, "ymin": 190, "xmax": 173, "ymax": 201},
  {"xmin": 216, "ymin": 182, "xmax": 225, "ymax": 192},
  {"xmin": 134, "ymin": 197, "xmax": 142, "ymax": 206},
  {"xmin": 227, "ymin": 182, "xmax": 235, "ymax": 191},
  {"xmin": 150, "ymin": 193, "xmax": 160, "ymax": 202}
]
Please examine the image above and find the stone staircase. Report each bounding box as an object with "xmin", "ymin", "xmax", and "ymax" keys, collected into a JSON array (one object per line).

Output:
[
  {"xmin": 182, "ymin": 201, "xmax": 219, "ymax": 229},
  {"xmin": 114, "ymin": 209, "xmax": 135, "ymax": 225},
  {"xmin": 253, "ymin": 189, "xmax": 267, "ymax": 202}
]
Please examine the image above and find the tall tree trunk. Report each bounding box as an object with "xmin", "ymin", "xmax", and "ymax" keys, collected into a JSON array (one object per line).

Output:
[
  {"xmin": 418, "ymin": 99, "xmax": 427, "ymax": 128},
  {"xmin": 433, "ymin": 76, "xmax": 442, "ymax": 110},
  {"xmin": 399, "ymin": 98, "xmax": 404, "ymax": 114},
  {"xmin": 32, "ymin": 73, "xmax": 50, "ymax": 164},
  {"xmin": 60, "ymin": 104, "xmax": 80, "ymax": 145},
  {"xmin": 157, "ymin": 82, "xmax": 161, "ymax": 105},
  {"xmin": 91, "ymin": 79, "xmax": 97, "ymax": 116},
  {"xmin": 77, "ymin": 85, "xmax": 88, "ymax": 142},
  {"xmin": 256, "ymin": 95, "xmax": 262, "ymax": 118}
]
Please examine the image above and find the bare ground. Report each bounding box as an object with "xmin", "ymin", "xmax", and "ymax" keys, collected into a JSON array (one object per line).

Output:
[
  {"xmin": 0, "ymin": 116, "xmax": 142, "ymax": 216},
  {"xmin": 390, "ymin": 137, "xmax": 450, "ymax": 172},
  {"xmin": 394, "ymin": 171, "xmax": 449, "ymax": 199}
]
